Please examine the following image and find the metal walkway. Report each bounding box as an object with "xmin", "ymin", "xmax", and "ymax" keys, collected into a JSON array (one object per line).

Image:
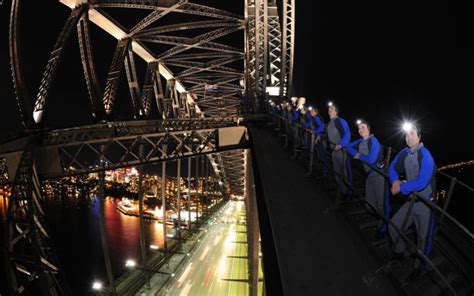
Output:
[{"xmin": 249, "ymin": 125, "xmax": 399, "ymax": 295}]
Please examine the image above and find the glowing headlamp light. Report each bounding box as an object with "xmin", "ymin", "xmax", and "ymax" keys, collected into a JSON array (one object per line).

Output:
[{"xmin": 403, "ymin": 122, "xmax": 413, "ymax": 132}]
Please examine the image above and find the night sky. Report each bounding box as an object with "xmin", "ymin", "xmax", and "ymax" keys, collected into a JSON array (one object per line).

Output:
[{"xmin": 0, "ymin": 1, "xmax": 473, "ymax": 167}]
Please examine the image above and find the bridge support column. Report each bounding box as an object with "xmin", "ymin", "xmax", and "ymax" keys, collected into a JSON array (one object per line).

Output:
[
  {"xmin": 161, "ymin": 161, "xmax": 167, "ymax": 252},
  {"xmin": 245, "ymin": 150, "xmax": 260, "ymax": 296},
  {"xmin": 195, "ymin": 156, "xmax": 199, "ymax": 228},
  {"xmin": 200, "ymin": 156, "xmax": 204, "ymax": 221},
  {"xmin": 98, "ymin": 165, "xmax": 116, "ymax": 294},
  {"xmin": 138, "ymin": 144, "xmax": 148, "ymax": 270},
  {"xmin": 176, "ymin": 158, "xmax": 182, "ymax": 250},
  {"xmin": 187, "ymin": 157, "xmax": 192, "ymax": 230}
]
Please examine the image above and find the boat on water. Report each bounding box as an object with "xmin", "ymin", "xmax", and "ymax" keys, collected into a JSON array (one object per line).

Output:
[{"xmin": 117, "ymin": 197, "xmax": 181, "ymax": 224}]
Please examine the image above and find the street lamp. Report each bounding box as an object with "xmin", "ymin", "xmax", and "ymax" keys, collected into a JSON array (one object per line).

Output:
[
  {"xmin": 92, "ymin": 281, "xmax": 103, "ymax": 291},
  {"xmin": 125, "ymin": 259, "xmax": 136, "ymax": 268}
]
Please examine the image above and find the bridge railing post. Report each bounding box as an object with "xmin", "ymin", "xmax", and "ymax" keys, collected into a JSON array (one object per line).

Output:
[
  {"xmin": 308, "ymin": 132, "xmax": 315, "ymax": 175},
  {"xmin": 440, "ymin": 177, "xmax": 457, "ymax": 225},
  {"xmin": 292, "ymin": 124, "xmax": 298, "ymax": 157}
]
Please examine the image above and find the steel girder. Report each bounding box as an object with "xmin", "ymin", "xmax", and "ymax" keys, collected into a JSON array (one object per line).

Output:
[
  {"xmin": 8, "ymin": 0, "xmax": 246, "ymax": 124},
  {"xmin": 124, "ymin": 47, "xmax": 143, "ymax": 119},
  {"xmin": 32, "ymin": 6, "xmax": 87, "ymax": 124},
  {"xmin": 9, "ymin": 0, "xmax": 291, "ymax": 121},
  {"xmin": 128, "ymin": 1, "xmax": 185, "ymax": 35},
  {"xmin": 220, "ymin": 150, "xmax": 247, "ymax": 195},
  {"xmin": 279, "ymin": 0, "xmax": 295, "ymax": 100},
  {"xmin": 267, "ymin": 7, "xmax": 282, "ymax": 91},
  {"xmin": 91, "ymin": 1, "xmax": 243, "ymax": 22},
  {"xmin": 245, "ymin": 0, "xmax": 294, "ymax": 101},
  {"xmin": 18, "ymin": 1, "xmax": 245, "ymax": 120},
  {"xmin": 163, "ymin": 52, "xmax": 243, "ymax": 62},
  {"xmin": 255, "ymin": 0, "xmax": 268, "ymax": 94},
  {"xmin": 0, "ymin": 119, "xmax": 248, "ymax": 181},
  {"xmin": 103, "ymin": 38, "xmax": 131, "ymax": 115},
  {"xmin": 77, "ymin": 11, "xmax": 104, "ymax": 119},
  {"xmin": 144, "ymin": 27, "xmax": 244, "ymax": 60},
  {"xmin": 9, "ymin": 0, "xmax": 32, "ymax": 128},
  {"xmin": 245, "ymin": 1, "xmax": 257, "ymax": 97},
  {"xmin": 136, "ymin": 20, "xmax": 241, "ymax": 37},
  {"xmin": 4, "ymin": 143, "xmax": 71, "ymax": 295},
  {"xmin": 141, "ymin": 62, "xmax": 164, "ymax": 118},
  {"xmin": 244, "ymin": 0, "xmax": 268, "ymax": 96}
]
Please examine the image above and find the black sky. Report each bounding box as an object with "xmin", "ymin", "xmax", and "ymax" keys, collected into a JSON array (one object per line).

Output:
[
  {"xmin": 292, "ymin": 0, "xmax": 473, "ymax": 166},
  {"xmin": 0, "ymin": 0, "xmax": 473, "ymax": 167}
]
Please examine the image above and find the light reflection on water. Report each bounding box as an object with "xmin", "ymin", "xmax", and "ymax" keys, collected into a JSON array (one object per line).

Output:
[{"xmin": 0, "ymin": 194, "xmax": 173, "ymax": 294}]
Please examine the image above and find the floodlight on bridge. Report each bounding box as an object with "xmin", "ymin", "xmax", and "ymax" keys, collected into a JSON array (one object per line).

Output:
[
  {"xmin": 92, "ymin": 281, "xmax": 103, "ymax": 291},
  {"xmin": 266, "ymin": 86, "xmax": 280, "ymax": 96},
  {"xmin": 125, "ymin": 259, "xmax": 136, "ymax": 268}
]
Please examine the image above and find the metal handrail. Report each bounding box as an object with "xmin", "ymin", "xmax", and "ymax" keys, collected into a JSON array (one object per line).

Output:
[{"xmin": 271, "ymin": 113, "xmax": 474, "ymax": 239}]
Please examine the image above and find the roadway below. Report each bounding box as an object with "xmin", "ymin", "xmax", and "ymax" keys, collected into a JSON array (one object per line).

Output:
[{"xmin": 162, "ymin": 200, "xmax": 263, "ymax": 296}]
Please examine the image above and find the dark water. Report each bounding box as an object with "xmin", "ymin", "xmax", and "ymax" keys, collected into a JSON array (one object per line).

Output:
[{"xmin": 0, "ymin": 195, "xmax": 173, "ymax": 295}]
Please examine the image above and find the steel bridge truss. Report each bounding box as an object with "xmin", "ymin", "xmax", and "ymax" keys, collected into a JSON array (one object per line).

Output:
[
  {"xmin": 0, "ymin": 120, "xmax": 248, "ymax": 181},
  {"xmin": 9, "ymin": 0, "xmax": 250, "ymax": 124},
  {"xmin": 245, "ymin": 0, "xmax": 294, "ymax": 103},
  {"xmin": 0, "ymin": 120, "xmax": 248, "ymax": 294},
  {"xmin": 5, "ymin": 0, "xmax": 295, "ymax": 294}
]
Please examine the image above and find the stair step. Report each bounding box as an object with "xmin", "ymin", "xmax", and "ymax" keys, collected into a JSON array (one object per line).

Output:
[
  {"xmin": 347, "ymin": 208, "xmax": 367, "ymax": 216},
  {"xmin": 423, "ymin": 284, "xmax": 442, "ymax": 296},
  {"xmin": 438, "ymin": 272, "xmax": 459, "ymax": 288},
  {"xmin": 359, "ymin": 220, "xmax": 379, "ymax": 230},
  {"xmin": 371, "ymin": 237, "xmax": 389, "ymax": 247},
  {"xmin": 429, "ymin": 256, "xmax": 446, "ymax": 268}
]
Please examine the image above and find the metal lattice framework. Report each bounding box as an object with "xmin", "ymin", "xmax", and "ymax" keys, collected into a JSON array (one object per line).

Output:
[
  {"xmin": 220, "ymin": 150, "xmax": 247, "ymax": 195},
  {"xmin": 4, "ymin": 0, "xmax": 295, "ymax": 293},
  {"xmin": 9, "ymin": 0, "xmax": 249, "ymax": 123},
  {"xmin": 246, "ymin": 0, "xmax": 294, "ymax": 101},
  {"xmin": 279, "ymin": 0, "xmax": 295, "ymax": 99},
  {"xmin": 4, "ymin": 143, "xmax": 71, "ymax": 295},
  {"xmin": 267, "ymin": 4, "xmax": 282, "ymax": 92},
  {"xmin": 0, "ymin": 119, "xmax": 248, "ymax": 180}
]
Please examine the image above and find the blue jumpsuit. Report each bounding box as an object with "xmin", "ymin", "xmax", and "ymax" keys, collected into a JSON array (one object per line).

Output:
[
  {"xmin": 388, "ymin": 143, "xmax": 436, "ymax": 269},
  {"xmin": 304, "ymin": 113, "xmax": 327, "ymax": 175},
  {"xmin": 347, "ymin": 136, "xmax": 390, "ymax": 233},
  {"xmin": 327, "ymin": 117, "xmax": 352, "ymax": 196}
]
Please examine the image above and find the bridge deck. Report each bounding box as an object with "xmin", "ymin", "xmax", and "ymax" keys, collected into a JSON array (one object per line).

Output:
[{"xmin": 250, "ymin": 125, "xmax": 398, "ymax": 295}]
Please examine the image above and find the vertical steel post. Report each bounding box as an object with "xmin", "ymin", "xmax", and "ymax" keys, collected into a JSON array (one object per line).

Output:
[
  {"xmin": 176, "ymin": 159, "xmax": 182, "ymax": 249},
  {"xmin": 308, "ymin": 132, "xmax": 315, "ymax": 175},
  {"xmin": 245, "ymin": 150, "xmax": 259, "ymax": 296},
  {"xmin": 441, "ymin": 178, "xmax": 457, "ymax": 224},
  {"xmin": 188, "ymin": 157, "xmax": 192, "ymax": 230},
  {"xmin": 195, "ymin": 156, "xmax": 199, "ymax": 228},
  {"xmin": 98, "ymin": 167, "xmax": 116, "ymax": 293},
  {"xmin": 138, "ymin": 144, "xmax": 147, "ymax": 267},
  {"xmin": 162, "ymin": 161, "xmax": 167, "ymax": 252}
]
